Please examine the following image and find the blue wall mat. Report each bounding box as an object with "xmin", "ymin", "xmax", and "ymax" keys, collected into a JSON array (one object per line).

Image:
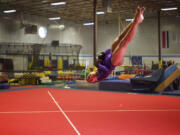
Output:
[
  {"xmin": 52, "ymin": 60, "xmax": 57, "ymax": 68},
  {"xmin": 131, "ymin": 56, "xmax": 142, "ymax": 65},
  {"xmin": 63, "ymin": 60, "xmax": 69, "ymax": 70}
]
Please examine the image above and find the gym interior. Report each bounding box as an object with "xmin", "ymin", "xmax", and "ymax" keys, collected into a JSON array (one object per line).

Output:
[{"xmin": 0, "ymin": 0, "xmax": 180, "ymax": 135}]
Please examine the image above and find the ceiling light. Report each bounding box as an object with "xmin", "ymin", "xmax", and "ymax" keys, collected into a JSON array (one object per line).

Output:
[
  {"xmin": 49, "ymin": 24, "xmax": 65, "ymax": 30},
  {"xmin": 96, "ymin": 12, "xmax": 105, "ymax": 15},
  {"xmin": 83, "ymin": 23, "xmax": 94, "ymax": 26},
  {"xmin": 42, "ymin": 0, "xmax": 48, "ymax": 3},
  {"xmin": 51, "ymin": 2, "xmax": 66, "ymax": 6},
  {"xmin": 161, "ymin": 7, "xmax": 178, "ymax": 11},
  {"xmin": 3, "ymin": 10, "xmax": 16, "ymax": 13},
  {"xmin": 49, "ymin": 17, "xmax": 61, "ymax": 20},
  {"xmin": 126, "ymin": 19, "xmax": 134, "ymax": 22},
  {"xmin": 59, "ymin": 25, "xmax": 65, "ymax": 30},
  {"xmin": 38, "ymin": 26, "xmax": 47, "ymax": 39}
]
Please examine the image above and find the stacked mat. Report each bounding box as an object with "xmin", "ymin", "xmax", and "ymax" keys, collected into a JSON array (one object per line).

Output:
[
  {"xmin": 99, "ymin": 65, "xmax": 180, "ymax": 93},
  {"xmin": 130, "ymin": 68, "xmax": 164, "ymax": 91}
]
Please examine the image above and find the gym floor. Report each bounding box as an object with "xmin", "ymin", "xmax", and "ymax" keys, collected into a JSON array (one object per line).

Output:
[{"xmin": 0, "ymin": 87, "xmax": 180, "ymax": 135}]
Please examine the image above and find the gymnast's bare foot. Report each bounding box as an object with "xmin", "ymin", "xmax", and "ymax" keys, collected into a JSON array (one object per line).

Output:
[{"xmin": 134, "ymin": 6, "xmax": 145, "ymax": 24}]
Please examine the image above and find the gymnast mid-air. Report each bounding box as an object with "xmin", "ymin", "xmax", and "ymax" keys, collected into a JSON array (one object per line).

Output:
[{"xmin": 87, "ymin": 6, "xmax": 145, "ymax": 83}]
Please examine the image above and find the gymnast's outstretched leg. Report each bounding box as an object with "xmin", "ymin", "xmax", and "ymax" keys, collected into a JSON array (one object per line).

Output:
[{"xmin": 111, "ymin": 7, "xmax": 145, "ymax": 66}]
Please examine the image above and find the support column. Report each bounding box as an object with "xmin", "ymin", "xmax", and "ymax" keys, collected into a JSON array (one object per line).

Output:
[{"xmin": 93, "ymin": 0, "xmax": 97, "ymax": 64}]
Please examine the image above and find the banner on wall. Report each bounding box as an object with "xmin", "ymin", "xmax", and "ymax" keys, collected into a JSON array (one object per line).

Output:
[
  {"xmin": 131, "ymin": 56, "xmax": 142, "ymax": 65},
  {"xmin": 161, "ymin": 31, "xmax": 169, "ymax": 48}
]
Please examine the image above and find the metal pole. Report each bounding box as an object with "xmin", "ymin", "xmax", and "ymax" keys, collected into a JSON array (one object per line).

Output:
[
  {"xmin": 93, "ymin": 0, "xmax": 97, "ymax": 64},
  {"xmin": 158, "ymin": 11, "xmax": 161, "ymax": 63}
]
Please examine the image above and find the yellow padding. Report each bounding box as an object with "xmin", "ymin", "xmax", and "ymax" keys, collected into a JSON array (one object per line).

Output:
[
  {"xmin": 158, "ymin": 60, "xmax": 163, "ymax": 69},
  {"xmin": 8, "ymin": 79, "xmax": 16, "ymax": 83},
  {"xmin": 58, "ymin": 58, "xmax": 63, "ymax": 69},
  {"xmin": 58, "ymin": 70, "xmax": 63, "ymax": 74},
  {"xmin": 35, "ymin": 73, "xmax": 46, "ymax": 77},
  {"xmin": 155, "ymin": 69, "xmax": 180, "ymax": 92},
  {"xmin": 44, "ymin": 71, "xmax": 51, "ymax": 75},
  {"xmin": 44, "ymin": 59, "xmax": 51, "ymax": 67},
  {"xmin": 29, "ymin": 60, "xmax": 33, "ymax": 69}
]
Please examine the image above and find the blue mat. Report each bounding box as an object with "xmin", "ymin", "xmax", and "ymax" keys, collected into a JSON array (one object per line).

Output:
[
  {"xmin": 99, "ymin": 79, "xmax": 132, "ymax": 92},
  {"xmin": 99, "ymin": 79, "xmax": 153, "ymax": 93},
  {"xmin": 99, "ymin": 65, "xmax": 179, "ymax": 93},
  {"xmin": 159, "ymin": 65, "xmax": 177, "ymax": 83},
  {"xmin": 0, "ymin": 83, "xmax": 10, "ymax": 89}
]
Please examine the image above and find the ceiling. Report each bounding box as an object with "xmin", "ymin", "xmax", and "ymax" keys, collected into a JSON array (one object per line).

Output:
[{"xmin": 0, "ymin": 0, "xmax": 180, "ymax": 23}]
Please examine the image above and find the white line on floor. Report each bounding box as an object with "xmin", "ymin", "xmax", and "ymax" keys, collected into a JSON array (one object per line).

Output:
[
  {"xmin": 1, "ymin": 109, "xmax": 180, "ymax": 114},
  {"xmin": 64, "ymin": 109, "xmax": 180, "ymax": 112},
  {"xmin": 48, "ymin": 90, "xmax": 81, "ymax": 135},
  {"xmin": 0, "ymin": 111, "xmax": 60, "ymax": 114}
]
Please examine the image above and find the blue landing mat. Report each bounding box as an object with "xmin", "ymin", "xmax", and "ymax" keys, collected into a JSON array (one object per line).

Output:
[{"xmin": 99, "ymin": 79, "xmax": 151, "ymax": 92}]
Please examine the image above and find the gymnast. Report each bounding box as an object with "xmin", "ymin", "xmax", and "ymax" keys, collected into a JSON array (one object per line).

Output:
[{"xmin": 87, "ymin": 6, "xmax": 145, "ymax": 83}]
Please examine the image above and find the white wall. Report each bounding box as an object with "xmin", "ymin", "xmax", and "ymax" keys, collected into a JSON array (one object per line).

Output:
[{"xmin": 0, "ymin": 14, "xmax": 180, "ymax": 69}]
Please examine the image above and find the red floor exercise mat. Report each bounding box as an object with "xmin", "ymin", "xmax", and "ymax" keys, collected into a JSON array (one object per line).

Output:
[
  {"xmin": 67, "ymin": 111, "xmax": 180, "ymax": 135},
  {"xmin": 50, "ymin": 89, "xmax": 180, "ymax": 110},
  {"xmin": 48, "ymin": 89, "xmax": 180, "ymax": 135},
  {"xmin": 0, "ymin": 88, "xmax": 58, "ymax": 112},
  {"xmin": 0, "ymin": 113, "xmax": 76, "ymax": 135},
  {"xmin": 0, "ymin": 88, "xmax": 180, "ymax": 135}
]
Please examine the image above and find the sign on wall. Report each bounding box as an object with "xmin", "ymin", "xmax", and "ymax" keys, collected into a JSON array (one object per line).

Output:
[
  {"xmin": 131, "ymin": 56, "xmax": 142, "ymax": 65},
  {"xmin": 161, "ymin": 30, "xmax": 180, "ymax": 49}
]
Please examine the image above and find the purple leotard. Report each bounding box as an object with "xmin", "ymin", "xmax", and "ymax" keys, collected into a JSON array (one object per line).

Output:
[{"xmin": 97, "ymin": 49, "xmax": 115, "ymax": 81}]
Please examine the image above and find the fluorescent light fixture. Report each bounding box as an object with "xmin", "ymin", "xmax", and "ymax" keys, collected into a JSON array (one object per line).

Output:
[
  {"xmin": 126, "ymin": 19, "xmax": 134, "ymax": 22},
  {"xmin": 96, "ymin": 12, "xmax": 104, "ymax": 15},
  {"xmin": 49, "ymin": 17, "xmax": 61, "ymax": 20},
  {"xmin": 83, "ymin": 23, "xmax": 94, "ymax": 26},
  {"xmin": 3, "ymin": 10, "xmax": 16, "ymax": 13},
  {"xmin": 51, "ymin": 2, "xmax": 66, "ymax": 6},
  {"xmin": 161, "ymin": 7, "xmax": 178, "ymax": 11}
]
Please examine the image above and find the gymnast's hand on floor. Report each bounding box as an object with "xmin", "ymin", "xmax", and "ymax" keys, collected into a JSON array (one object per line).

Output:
[
  {"xmin": 87, "ymin": 71, "xmax": 98, "ymax": 83},
  {"xmin": 134, "ymin": 6, "xmax": 145, "ymax": 24}
]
